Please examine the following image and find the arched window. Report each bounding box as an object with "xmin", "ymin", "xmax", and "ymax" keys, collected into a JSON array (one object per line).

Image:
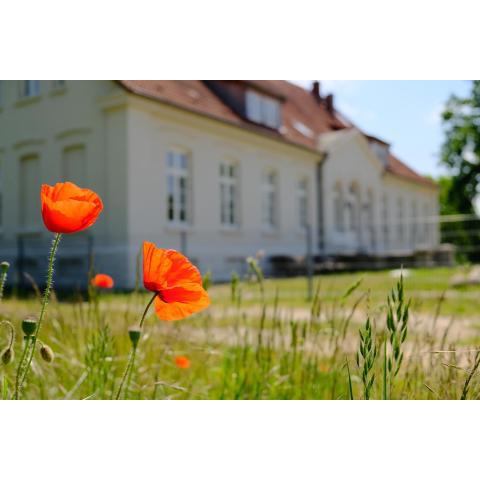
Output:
[
  {"xmin": 382, "ymin": 193, "xmax": 389, "ymax": 249},
  {"xmin": 347, "ymin": 183, "xmax": 360, "ymax": 232},
  {"xmin": 423, "ymin": 203, "xmax": 430, "ymax": 244},
  {"xmin": 411, "ymin": 200, "xmax": 418, "ymax": 247},
  {"xmin": 297, "ymin": 178, "xmax": 308, "ymax": 230},
  {"xmin": 365, "ymin": 189, "xmax": 375, "ymax": 248},
  {"xmin": 333, "ymin": 182, "xmax": 344, "ymax": 232},
  {"xmin": 397, "ymin": 197, "xmax": 404, "ymax": 243}
]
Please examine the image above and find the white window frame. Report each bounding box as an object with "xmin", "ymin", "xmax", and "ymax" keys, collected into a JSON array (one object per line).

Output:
[
  {"xmin": 411, "ymin": 200, "xmax": 418, "ymax": 247},
  {"xmin": 19, "ymin": 154, "xmax": 41, "ymax": 232},
  {"xmin": 246, "ymin": 90, "xmax": 281, "ymax": 129},
  {"xmin": 166, "ymin": 149, "xmax": 190, "ymax": 225},
  {"xmin": 382, "ymin": 193, "xmax": 389, "ymax": 248},
  {"xmin": 246, "ymin": 91, "xmax": 262, "ymax": 123},
  {"xmin": 397, "ymin": 197, "xmax": 404, "ymax": 242},
  {"xmin": 219, "ymin": 161, "xmax": 239, "ymax": 228},
  {"xmin": 18, "ymin": 80, "xmax": 40, "ymax": 99},
  {"xmin": 297, "ymin": 178, "xmax": 309, "ymax": 230},
  {"xmin": 262, "ymin": 170, "xmax": 278, "ymax": 230},
  {"xmin": 334, "ymin": 182, "xmax": 344, "ymax": 232}
]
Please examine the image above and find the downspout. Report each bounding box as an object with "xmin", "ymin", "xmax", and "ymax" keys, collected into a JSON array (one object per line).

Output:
[{"xmin": 317, "ymin": 151, "xmax": 328, "ymax": 255}]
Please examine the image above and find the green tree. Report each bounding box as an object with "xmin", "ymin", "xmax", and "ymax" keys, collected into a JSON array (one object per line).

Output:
[{"xmin": 441, "ymin": 80, "xmax": 480, "ymax": 260}]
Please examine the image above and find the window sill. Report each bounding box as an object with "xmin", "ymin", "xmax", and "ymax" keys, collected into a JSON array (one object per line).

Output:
[
  {"xmin": 262, "ymin": 227, "xmax": 280, "ymax": 239},
  {"xmin": 16, "ymin": 95, "xmax": 41, "ymax": 108},
  {"xmin": 164, "ymin": 223, "xmax": 192, "ymax": 234},
  {"xmin": 219, "ymin": 225, "xmax": 241, "ymax": 235}
]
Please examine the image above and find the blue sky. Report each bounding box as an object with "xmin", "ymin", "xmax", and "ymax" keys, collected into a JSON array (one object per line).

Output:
[{"xmin": 292, "ymin": 80, "xmax": 472, "ymax": 178}]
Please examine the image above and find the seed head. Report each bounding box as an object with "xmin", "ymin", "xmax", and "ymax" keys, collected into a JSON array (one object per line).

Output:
[
  {"xmin": 1, "ymin": 346, "xmax": 14, "ymax": 365},
  {"xmin": 40, "ymin": 344, "xmax": 54, "ymax": 363},
  {"xmin": 0, "ymin": 261, "xmax": 9, "ymax": 273},
  {"xmin": 128, "ymin": 325, "xmax": 142, "ymax": 348},
  {"xmin": 22, "ymin": 316, "xmax": 38, "ymax": 336}
]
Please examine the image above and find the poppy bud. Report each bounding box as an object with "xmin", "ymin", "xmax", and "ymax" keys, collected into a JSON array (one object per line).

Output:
[
  {"xmin": 0, "ymin": 261, "xmax": 9, "ymax": 273},
  {"xmin": 1, "ymin": 346, "xmax": 14, "ymax": 365},
  {"xmin": 40, "ymin": 344, "xmax": 54, "ymax": 363},
  {"xmin": 22, "ymin": 316, "xmax": 38, "ymax": 337},
  {"xmin": 128, "ymin": 326, "xmax": 141, "ymax": 348}
]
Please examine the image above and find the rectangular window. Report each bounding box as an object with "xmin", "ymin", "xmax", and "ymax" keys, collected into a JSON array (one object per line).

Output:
[
  {"xmin": 411, "ymin": 201, "xmax": 418, "ymax": 246},
  {"xmin": 262, "ymin": 171, "xmax": 277, "ymax": 229},
  {"xmin": 397, "ymin": 198, "xmax": 404, "ymax": 242},
  {"xmin": 62, "ymin": 145, "xmax": 86, "ymax": 186},
  {"xmin": 263, "ymin": 97, "xmax": 280, "ymax": 129},
  {"xmin": 297, "ymin": 178, "xmax": 308, "ymax": 229},
  {"xmin": 20, "ymin": 155, "xmax": 40, "ymax": 230},
  {"xmin": 19, "ymin": 80, "xmax": 40, "ymax": 99},
  {"xmin": 382, "ymin": 194, "xmax": 389, "ymax": 247},
  {"xmin": 166, "ymin": 150, "xmax": 189, "ymax": 224},
  {"xmin": 220, "ymin": 162, "xmax": 238, "ymax": 227},
  {"xmin": 246, "ymin": 90, "xmax": 281, "ymax": 129}
]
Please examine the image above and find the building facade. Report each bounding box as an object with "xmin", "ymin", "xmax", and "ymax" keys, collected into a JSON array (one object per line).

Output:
[{"xmin": 0, "ymin": 80, "xmax": 440, "ymax": 288}]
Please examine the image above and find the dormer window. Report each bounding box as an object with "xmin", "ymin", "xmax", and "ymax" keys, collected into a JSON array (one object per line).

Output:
[
  {"xmin": 246, "ymin": 90, "xmax": 281, "ymax": 129},
  {"xmin": 370, "ymin": 142, "xmax": 389, "ymax": 165}
]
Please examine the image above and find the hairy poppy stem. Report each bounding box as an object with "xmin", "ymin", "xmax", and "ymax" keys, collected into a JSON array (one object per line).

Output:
[
  {"xmin": 14, "ymin": 233, "xmax": 62, "ymax": 399},
  {"xmin": 116, "ymin": 292, "xmax": 157, "ymax": 400},
  {"xmin": 0, "ymin": 262, "xmax": 10, "ymax": 302}
]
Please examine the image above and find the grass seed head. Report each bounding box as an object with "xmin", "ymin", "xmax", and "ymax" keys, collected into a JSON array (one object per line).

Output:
[{"xmin": 0, "ymin": 261, "xmax": 9, "ymax": 273}]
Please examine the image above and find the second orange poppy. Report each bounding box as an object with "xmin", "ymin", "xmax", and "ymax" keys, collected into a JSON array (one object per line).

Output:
[{"xmin": 143, "ymin": 241, "xmax": 210, "ymax": 321}]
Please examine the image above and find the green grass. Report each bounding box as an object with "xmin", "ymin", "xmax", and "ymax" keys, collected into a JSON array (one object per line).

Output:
[{"xmin": 1, "ymin": 265, "xmax": 480, "ymax": 399}]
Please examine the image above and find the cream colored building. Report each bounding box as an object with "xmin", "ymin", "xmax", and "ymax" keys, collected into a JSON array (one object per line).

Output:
[{"xmin": 0, "ymin": 80, "xmax": 440, "ymax": 288}]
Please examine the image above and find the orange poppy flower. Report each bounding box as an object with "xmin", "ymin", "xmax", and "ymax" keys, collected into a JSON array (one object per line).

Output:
[
  {"xmin": 91, "ymin": 273, "xmax": 114, "ymax": 289},
  {"xmin": 41, "ymin": 182, "xmax": 103, "ymax": 234},
  {"xmin": 175, "ymin": 356, "xmax": 190, "ymax": 369},
  {"xmin": 143, "ymin": 241, "xmax": 210, "ymax": 321}
]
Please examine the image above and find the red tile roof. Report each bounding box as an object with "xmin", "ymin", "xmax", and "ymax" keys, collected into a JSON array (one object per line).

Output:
[
  {"xmin": 118, "ymin": 80, "xmax": 436, "ymax": 189},
  {"xmin": 386, "ymin": 153, "xmax": 437, "ymax": 189}
]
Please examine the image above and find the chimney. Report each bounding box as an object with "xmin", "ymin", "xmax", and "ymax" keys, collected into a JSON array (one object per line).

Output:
[
  {"xmin": 325, "ymin": 94, "xmax": 334, "ymax": 113},
  {"xmin": 311, "ymin": 81, "xmax": 321, "ymax": 102}
]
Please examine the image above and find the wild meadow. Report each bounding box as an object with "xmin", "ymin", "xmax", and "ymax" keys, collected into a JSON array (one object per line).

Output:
[
  {"xmin": 1, "ymin": 180, "xmax": 480, "ymax": 400},
  {"xmin": 2, "ymin": 256, "xmax": 480, "ymax": 399}
]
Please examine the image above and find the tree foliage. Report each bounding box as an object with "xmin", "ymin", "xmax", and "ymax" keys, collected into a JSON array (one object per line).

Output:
[{"xmin": 441, "ymin": 80, "xmax": 480, "ymax": 260}]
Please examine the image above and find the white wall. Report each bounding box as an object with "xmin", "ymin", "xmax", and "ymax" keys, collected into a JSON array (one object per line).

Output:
[
  {"xmin": 320, "ymin": 129, "xmax": 439, "ymax": 257},
  {"xmin": 0, "ymin": 80, "xmax": 132, "ymax": 287},
  {"xmin": 124, "ymin": 95, "xmax": 322, "ymax": 283}
]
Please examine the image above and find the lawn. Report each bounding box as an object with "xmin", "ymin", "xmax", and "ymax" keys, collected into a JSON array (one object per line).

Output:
[{"xmin": 2, "ymin": 265, "xmax": 480, "ymax": 399}]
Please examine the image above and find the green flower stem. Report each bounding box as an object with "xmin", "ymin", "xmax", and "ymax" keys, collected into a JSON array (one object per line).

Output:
[
  {"xmin": 115, "ymin": 292, "xmax": 157, "ymax": 400},
  {"xmin": 14, "ymin": 336, "xmax": 33, "ymax": 399},
  {"xmin": 0, "ymin": 266, "xmax": 9, "ymax": 302},
  {"xmin": 0, "ymin": 320, "xmax": 15, "ymax": 348},
  {"xmin": 14, "ymin": 233, "xmax": 62, "ymax": 399}
]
